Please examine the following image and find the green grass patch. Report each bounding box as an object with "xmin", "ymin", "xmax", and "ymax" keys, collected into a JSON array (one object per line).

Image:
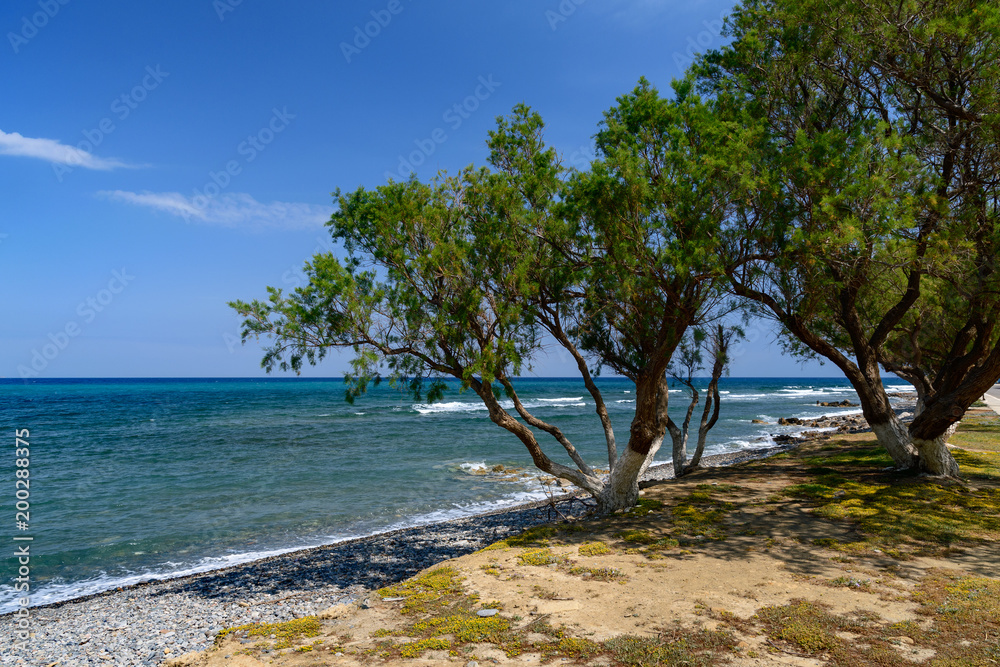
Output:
[
  {"xmin": 606, "ymin": 628, "xmax": 737, "ymax": 666},
  {"xmin": 516, "ymin": 548, "xmax": 564, "ymax": 566},
  {"xmin": 788, "ymin": 476, "xmax": 1000, "ymax": 552},
  {"xmin": 543, "ymin": 636, "xmax": 602, "ymax": 661},
  {"xmin": 376, "ymin": 567, "xmax": 466, "ymax": 615},
  {"xmin": 578, "ymin": 540, "xmax": 614, "ymax": 556},
  {"xmin": 567, "ymin": 566, "xmax": 628, "ymax": 582},
  {"xmin": 215, "ymin": 616, "xmax": 320, "ymax": 650},
  {"xmin": 950, "ymin": 415, "xmax": 1000, "ymax": 453},
  {"xmin": 628, "ymin": 498, "xmax": 664, "ymax": 515},
  {"xmin": 479, "ymin": 524, "xmax": 557, "ymax": 551},
  {"xmin": 953, "ymin": 448, "xmax": 1000, "ymax": 480},
  {"xmin": 398, "ymin": 637, "xmax": 450, "ymax": 658},
  {"xmin": 616, "ymin": 529, "xmax": 657, "ymax": 544},
  {"xmin": 780, "ymin": 438, "xmax": 1000, "ymax": 556},
  {"xmin": 803, "ymin": 444, "xmax": 894, "ymax": 468},
  {"xmin": 754, "ymin": 600, "xmax": 845, "ymax": 654}
]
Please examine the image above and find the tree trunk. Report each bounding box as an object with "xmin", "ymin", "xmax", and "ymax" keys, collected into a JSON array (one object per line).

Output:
[
  {"xmin": 911, "ymin": 435, "xmax": 960, "ymax": 477},
  {"xmin": 869, "ymin": 414, "xmax": 919, "ymax": 469},
  {"xmin": 595, "ymin": 446, "xmax": 646, "ymax": 514},
  {"xmin": 849, "ymin": 359, "xmax": 920, "ymax": 469},
  {"xmin": 668, "ymin": 425, "xmax": 688, "ymax": 476},
  {"xmin": 637, "ymin": 435, "xmax": 664, "ymax": 480}
]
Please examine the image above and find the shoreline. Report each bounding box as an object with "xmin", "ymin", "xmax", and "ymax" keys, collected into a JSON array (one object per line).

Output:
[
  {"xmin": 7, "ymin": 442, "xmax": 797, "ymax": 617},
  {"xmin": 0, "ymin": 404, "xmax": 906, "ymax": 666},
  {"xmin": 0, "ymin": 444, "xmax": 803, "ymax": 666}
]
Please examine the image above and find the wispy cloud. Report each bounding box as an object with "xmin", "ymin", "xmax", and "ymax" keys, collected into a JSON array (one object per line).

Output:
[
  {"xmin": 98, "ymin": 190, "xmax": 332, "ymax": 231},
  {"xmin": 0, "ymin": 129, "xmax": 133, "ymax": 170}
]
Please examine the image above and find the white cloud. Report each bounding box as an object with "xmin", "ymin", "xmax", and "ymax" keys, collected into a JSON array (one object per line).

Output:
[
  {"xmin": 0, "ymin": 128, "xmax": 132, "ymax": 170},
  {"xmin": 99, "ymin": 190, "xmax": 332, "ymax": 231}
]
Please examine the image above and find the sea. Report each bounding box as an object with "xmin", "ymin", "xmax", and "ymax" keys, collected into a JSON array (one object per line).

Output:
[{"xmin": 0, "ymin": 376, "xmax": 913, "ymax": 614}]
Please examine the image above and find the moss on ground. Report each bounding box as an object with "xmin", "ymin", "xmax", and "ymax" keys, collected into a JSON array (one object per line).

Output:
[
  {"xmin": 605, "ymin": 627, "xmax": 737, "ymax": 666},
  {"xmin": 578, "ymin": 540, "xmax": 614, "ymax": 556},
  {"xmin": 375, "ymin": 567, "xmax": 466, "ymax": 615},
  {"xmin": 214, "ymin": 616, "xmax": 321, "ymax": 650},
  {"xmin": 780, "ymin": 444, "xmax": 1000, "ymax": 557}
]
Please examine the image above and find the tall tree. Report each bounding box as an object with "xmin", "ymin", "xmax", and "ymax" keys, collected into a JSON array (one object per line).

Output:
[
  {"xmin": 231, "ymin": 83, "xmax": 746, "ymax": 512},
  {"xmin": 697, "ymin": 0, "xmax": 1000, "ymax": 474}
]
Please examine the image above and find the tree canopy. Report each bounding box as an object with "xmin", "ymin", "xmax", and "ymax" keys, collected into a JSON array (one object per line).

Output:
[
  {"xmin": 231, "ymin": 82, "xmax": 749, "ymax": 513},
  {"xmin": 696, "ymin": 0, "xmax": 1000, "ymax": 474}
]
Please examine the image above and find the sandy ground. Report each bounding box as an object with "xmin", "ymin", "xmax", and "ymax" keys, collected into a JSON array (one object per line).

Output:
[{"xmin": 163, "ymin": 425, "xmax": 1000, "ymax": 667}]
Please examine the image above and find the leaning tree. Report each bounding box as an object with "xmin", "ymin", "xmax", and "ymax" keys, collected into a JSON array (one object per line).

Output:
[
  {"xmin": 231, "ymin": 82, "xmax": 749, "ymax": 512},
  {"xmin": 697, "ymin": 0, "xmax": 1000, "ymax": 474}
]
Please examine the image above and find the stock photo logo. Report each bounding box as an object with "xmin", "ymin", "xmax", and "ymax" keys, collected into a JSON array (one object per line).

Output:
[{"xmin": 6, "ymin": 0, "xmax": 71, "ymax": 54}]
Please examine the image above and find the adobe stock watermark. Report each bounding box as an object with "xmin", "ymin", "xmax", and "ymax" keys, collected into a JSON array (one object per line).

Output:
[
  {"xmin": 566, "ymin": 143, "xmax": 597, "ymax": 170},
  {"xmin": 182, "ymin": 107, "xmax": 295, "ymax": 221},
  {"xmin": 384, "ymin": 75, "xmax": 502, "ymax": 182},
  {"xmin": 545, "ymin": 0, "xmax": 586, "ymax": 31},
  {"xmin": 7, "ymin": 0, "xmax": 71, "ymax": 54},
  {"xmin": 53, "ymin": 65, "xmax": 169, "ymax": 183},
  {"xmin": 340, "ymin": 0, "xmax": 410, "ymax": 64},
  {"xmin": 672, "ymin": 10, "xmax": 727, "ymax": 74},
  {"xmin": 212, "ymin": 0, "xmax": 244, "ymax": 21},
  {"xmin": 17, "ymin": 268, "xmax": 135, "ymax": 380}
]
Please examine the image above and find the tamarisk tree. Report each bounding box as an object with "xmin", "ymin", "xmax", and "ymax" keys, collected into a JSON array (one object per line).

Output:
[
  {"xmin": 698, "ymin": 0, "xmax": 1000, "ymax": 475},
  {"xmin": 231, "ymin": 82, "xmax": 747, "ymax": 513}
]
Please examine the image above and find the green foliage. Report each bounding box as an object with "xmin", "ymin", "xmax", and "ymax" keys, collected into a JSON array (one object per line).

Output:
[
  {"xmin": 696, "ymin": 0, "xmax": 1000, "ymax": 458},
  {"xmin": 230, "ymin": 87, "xmax": 749, "ymax": 511}
]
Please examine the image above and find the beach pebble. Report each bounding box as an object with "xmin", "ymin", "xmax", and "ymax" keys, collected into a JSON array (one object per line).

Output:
[
  {"xmin": 0, "ymin": 500, "xmax": 568, "ymax": 667},
  {"xmin": 477, "ymin": 609, "xmax": 499, "ymax": 617}
]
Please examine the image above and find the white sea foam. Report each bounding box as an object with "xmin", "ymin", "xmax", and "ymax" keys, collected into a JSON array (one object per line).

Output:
[
  {"xmin": 722, "ymin": 393, "xmax": 766, "ymax": 401},
  {"xmin": 777, "ymin": 387, "xmax": 856, "ymax": 398},
  {"xmin": 459, "ymin": 461, "xmax": 488, "ymax": 473},
  {"xmin": 412, "ymin": 397, "xmax": 586, "ymax": 414},
  {"xmin": 413, "ymin": 401, "xmax": 488, "ymax": 414}
]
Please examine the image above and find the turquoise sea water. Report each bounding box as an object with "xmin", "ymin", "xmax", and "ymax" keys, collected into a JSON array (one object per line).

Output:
[{"xmin": 0, "ymin": 376, "xmax": 911, "ymax": 613}]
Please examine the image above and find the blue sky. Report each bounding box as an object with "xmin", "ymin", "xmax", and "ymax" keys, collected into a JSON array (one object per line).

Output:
[{"xmin": 1, "ymin": 0, "xmax": 839, "ymax": 379}]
